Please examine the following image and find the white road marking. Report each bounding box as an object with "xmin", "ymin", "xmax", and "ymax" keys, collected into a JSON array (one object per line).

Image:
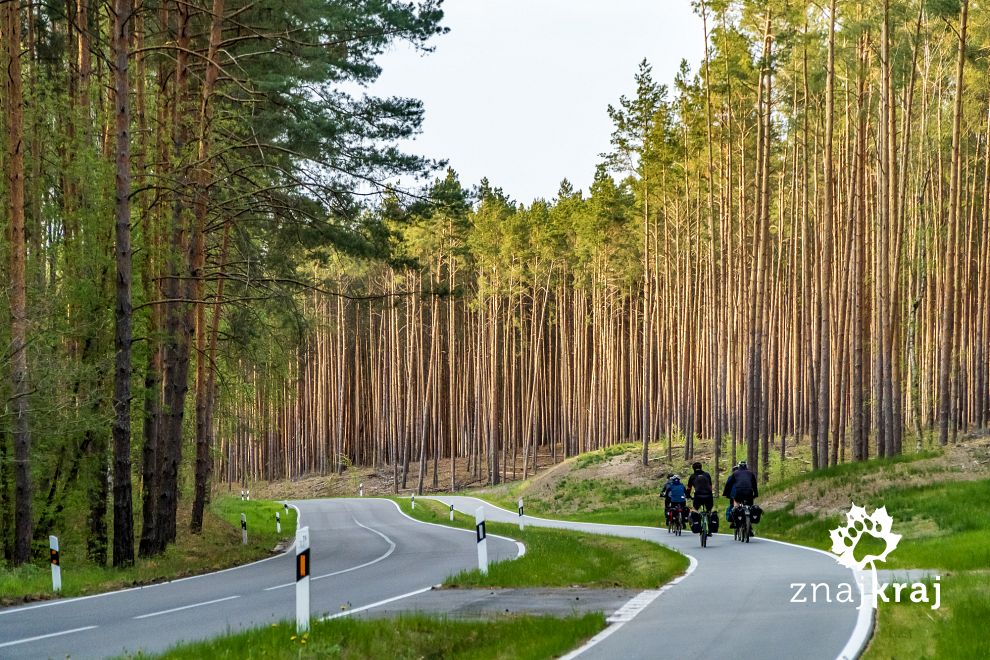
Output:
[
  {"xmin": 322, "ymin": 584, "xmax": 438, "ymax": 620},
  {"xmin": 559, "ymin": 555, "xmax": 698, "ymax": 659},
  {"xmin": 132, "ymin": 595, "xmax": 240, "ymax": 620},
  {"xmin": 265, "ymin": 519, "xmax": 397, "ymax": 591},
  {"xmin": 0, "ymin": 625, "xmax": 98, "ymax": 649}
]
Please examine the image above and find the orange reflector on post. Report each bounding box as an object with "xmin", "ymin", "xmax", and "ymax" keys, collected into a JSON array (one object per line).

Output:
[{"xmin": 296, "ymin": 548, "xmax": 310, "ymax": 581}]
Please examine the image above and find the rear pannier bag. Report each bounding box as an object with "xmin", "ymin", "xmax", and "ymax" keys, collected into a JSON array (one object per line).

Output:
[
  {"xmin": 689, "ymin": 510, "xmax": 702, "ymax": 534},
  {"xmin": 750, "ymin": 504, "xmax": 763, "ymax": 524}
]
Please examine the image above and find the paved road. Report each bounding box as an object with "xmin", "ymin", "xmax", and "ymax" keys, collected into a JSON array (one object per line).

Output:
[
  {"xmin": 0, "ymin": 499, "xmax": 520, "ymax": 658},
  {"xmin": 430, "ymin": 496, "xmax": 871, "ymax": 660}
]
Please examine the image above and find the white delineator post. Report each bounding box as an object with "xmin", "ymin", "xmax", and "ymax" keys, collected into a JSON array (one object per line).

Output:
[
  {"xmin": 276, "ymin": 511, "xmax": 281, "ymax": 535},
  {"xmin": 49, "ymin": 535, "xmax": 61, "ymax": 592},
  {"xmin": 240, "ymin": 489, "xmax": 244, "ymax": 501},
  {"xmin": 475, "ymin": 507, "xmax": 488, "ymax": 574},
  {"xmin": 359, "ymin": 482, "xmax": 364, "ymax": 497},
  {"xmin": 296, "ymin": 526, "xmax": 311, "ymax": 633},
  {"xmin": 241, "ymin": 513, "xmax": 248, "ymax": 545},
  {"xmin": 246, "ymin": 489, "xmax": 250, "ymax": 501},
  {"xmin": 449, "ymin": 503, "xmax": 455, "ymax": 521},
  {"xmin": 518, "ymin": 498, "xmax": 525, "ymax": 531},
  {"xmin": 411, "ymin": 494, "xmax": 415, "ymax": 510}
]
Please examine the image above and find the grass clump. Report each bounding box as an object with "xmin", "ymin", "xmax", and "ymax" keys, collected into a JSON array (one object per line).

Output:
[
  {"xmin": 128, "ymin": 612, "xmax": 607, "ymax": 660},
  {"xmin": 0, "ymin": 497, "xmax": 295, "ymax": 606},
  {"xmin": 398, "ymin": 498, "xmax": 686, "ymax": 589}
]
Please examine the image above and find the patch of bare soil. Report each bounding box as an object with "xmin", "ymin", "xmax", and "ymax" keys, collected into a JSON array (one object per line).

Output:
[{"xmin": 762, "ymin": 434, "xmax": 990, "ymax": 518}]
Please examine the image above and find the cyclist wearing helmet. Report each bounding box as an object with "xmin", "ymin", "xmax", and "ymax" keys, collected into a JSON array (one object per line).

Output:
[
  {"xmin": 666, "ymin": 475, "xmax": 687, "ymax": 515},
  {"xmin": 686, "ymin": 461, "xmax": 715, "ymax": 516},
  {"xmin": 660, "ymin": 472, "xmax": 676, "ymax": 519},
  {"xmin": 723, "ymin": 460, "xmax": 758, "ymax": 505}
]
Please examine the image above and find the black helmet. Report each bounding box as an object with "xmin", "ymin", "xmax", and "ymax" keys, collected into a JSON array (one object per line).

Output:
[
  {"xmin": 671, "ymin": 475, "xmax": 681, "ymax": 484},
  {"xmin": 667, "ymin": 473, "xmax": 675, "ymax": 479},
  {"xmin": 738, "ymin": 461, "xmax": 748, "ymax": 469},
  {"xmin": 692, "ymin": 462, "xmax": 702, "ymax": 471}
]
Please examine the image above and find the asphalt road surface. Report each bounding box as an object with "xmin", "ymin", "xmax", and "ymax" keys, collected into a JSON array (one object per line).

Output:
[
  {"xmin": 429, "ymin": 495, "xmax": 871, "ymax": 660},
  {"xmin": 0, "ymin": 499, "xmax": 520, "ymax": 659}
]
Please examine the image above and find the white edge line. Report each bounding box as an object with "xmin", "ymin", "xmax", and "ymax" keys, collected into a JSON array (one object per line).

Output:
[
  {"xmin": 0, "ymin": 502, "xmax": 303, "ymax": 617},
  {"xmin": 836, "ymin": 570, "xmax": 876, "ymax": 660},
  {"xmin": 559, "ymin": 554, "xmax": 699, "ymax": 660},
  {"xmin": 264, "ymin": 517, "xmax": 396, "ymax": 591},
  {"xmin": 436, "ymin": 496, "xmax": 873, "ymax": 660},
  {"xmin": 383, "ymin": 498, "xmax": 527, "ymax": 562},
  {"xmin": 133, "ymin": 594, "xmax": 241, "ymax": 620},
  {"xmin": 321, "ymin": 584, "xmax": 436, "ymax": 621},
  {"xmin": 0, "ymin": 625, "xmax": 99, "ymax": 649}
]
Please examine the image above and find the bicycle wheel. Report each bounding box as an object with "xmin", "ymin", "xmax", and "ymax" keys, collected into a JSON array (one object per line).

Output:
[
  {"xmin": 700, "ymin": 511, "xmax": 708, "ymax": 548},
  {"xmin": 743, "ymin": 516, "xmax": 751, "ymax": 543}
]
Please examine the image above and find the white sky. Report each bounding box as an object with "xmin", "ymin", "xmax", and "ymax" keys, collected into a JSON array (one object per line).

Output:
[{"xmin": 369, "ymin": 0, "xmax": 704, "ymax": 203}]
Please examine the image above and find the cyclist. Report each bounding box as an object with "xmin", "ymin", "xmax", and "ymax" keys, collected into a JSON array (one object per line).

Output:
[
  {"xmin": 666, "ymin": 475, "xmax": 687, "ymax": 526},
  {"xmin": 686, "ymin": 462, "xmax": 715, "ymax": 535},
  {"xmin": 724, "ymin": 460, "xmax": 758, "ymax": 506},
  {"xmin": 660, "ymin": 472, "xmax": 675, "ymax": 521}
]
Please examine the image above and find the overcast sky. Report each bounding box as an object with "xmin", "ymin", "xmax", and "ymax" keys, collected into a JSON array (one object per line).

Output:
[{"xmin": 368, "ymin": 1, "xmax": 704, "ymax": 203}]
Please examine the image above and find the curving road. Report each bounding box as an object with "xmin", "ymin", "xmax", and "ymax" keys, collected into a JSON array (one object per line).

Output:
[
  {"xmin": 429, "ymin": 496, "xmax": 871, "ymax": 660},
  {"xmin": 0, "ymin": 499, "xmax": 520, "ymax": 659}
]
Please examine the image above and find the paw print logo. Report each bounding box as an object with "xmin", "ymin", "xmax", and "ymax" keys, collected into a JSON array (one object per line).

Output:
[{"xmin": 829, "ymin": 504, "xmax": 901, "ymax": 571}]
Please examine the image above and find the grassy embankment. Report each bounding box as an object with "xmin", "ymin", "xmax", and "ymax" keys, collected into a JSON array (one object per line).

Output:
[
  {"xmin": 468, "ymin": 438, "xmax": 990, "ymax": 659},
  {"xmin": 0, "ymin": 497, "xmax": 295, "ymax": 605}
]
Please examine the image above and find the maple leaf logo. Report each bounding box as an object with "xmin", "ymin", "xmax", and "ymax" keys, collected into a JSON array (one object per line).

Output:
[{"xmin": 829, "ymin": 504, "xmax": 901, "ymax": 571}]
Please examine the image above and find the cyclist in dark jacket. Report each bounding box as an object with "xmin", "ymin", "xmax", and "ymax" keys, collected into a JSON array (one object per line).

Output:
[
  {"xmin": 686, "ymin": 462, "xmax": 715, "ymax": 514},
  {"xmin": 723, "ymin": 461, "xmax": 758, "ymax": 505}
]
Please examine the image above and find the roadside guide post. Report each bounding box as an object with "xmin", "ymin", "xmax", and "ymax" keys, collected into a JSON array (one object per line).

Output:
[
  {"xmin": 449, "ymin": 503, "xmax": 455, "ymax": 521},
  {"xmin": 296, "ymin": 526, "xmax": 311, "ymax": 633},
  {"xmin": 411, "ymin": 494, "xmax": 415, "ymax": 510},
  {"xmin": 276, "ymin": 511, "xmax": 281, "ymax": 535},
  {"xmin": 241, "ymin": 513, "xmax": 248, "ymax": 545},
  {"xmin": 518, "ymin": 498, "xmax": 525, "ymax": 531},
  {"xmin": 359, "ymin": 482, "xmax": 364, "ymax": 497},
  {"xmin": 475, "ymin": 507, "xmax": 488, "ymax": 574},
  {"xmin": 49, "ymin": 535, "xmax": 61, "ymax": 592}
]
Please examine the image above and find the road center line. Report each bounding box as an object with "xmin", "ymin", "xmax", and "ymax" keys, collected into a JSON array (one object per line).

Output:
[
  {"xmin": 264, "ymin": 519, "xmax": 396, "ymax": 591},
  {"xmin": 132, "ymin": 595, "xmax": 240, "ymax": 620},
  {"xmin": 0, "ymin": 625, "xmax": 98, "ymax": 649}
]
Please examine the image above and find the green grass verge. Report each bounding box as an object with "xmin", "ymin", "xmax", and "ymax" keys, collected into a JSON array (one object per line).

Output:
[
  {"xmin": 864, "ymin": 572, "xmax": 990, "ymax": 659},
  {"xmin": 397, "ymin": 498, "xmax": 687, "ymax": 589},
  {"xmin": 126, "ymin": 612, "xmax": 607, "ymax": 660},
  {"xmin": 0, "ymin": 497, "xmax": 296, "ymax": 605}
]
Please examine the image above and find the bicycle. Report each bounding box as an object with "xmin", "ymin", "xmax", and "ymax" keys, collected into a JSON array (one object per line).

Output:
[
  {"xmin": 697, "ymin": 503, "xmax": 712, "ymax": 548},
  {"xmin": 733, "ymin": 504, "xmax": 753, "ymax": 543},
  {"xmin": 669, "ymin": 503, "xmax": 687, "ymax": 537}
]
